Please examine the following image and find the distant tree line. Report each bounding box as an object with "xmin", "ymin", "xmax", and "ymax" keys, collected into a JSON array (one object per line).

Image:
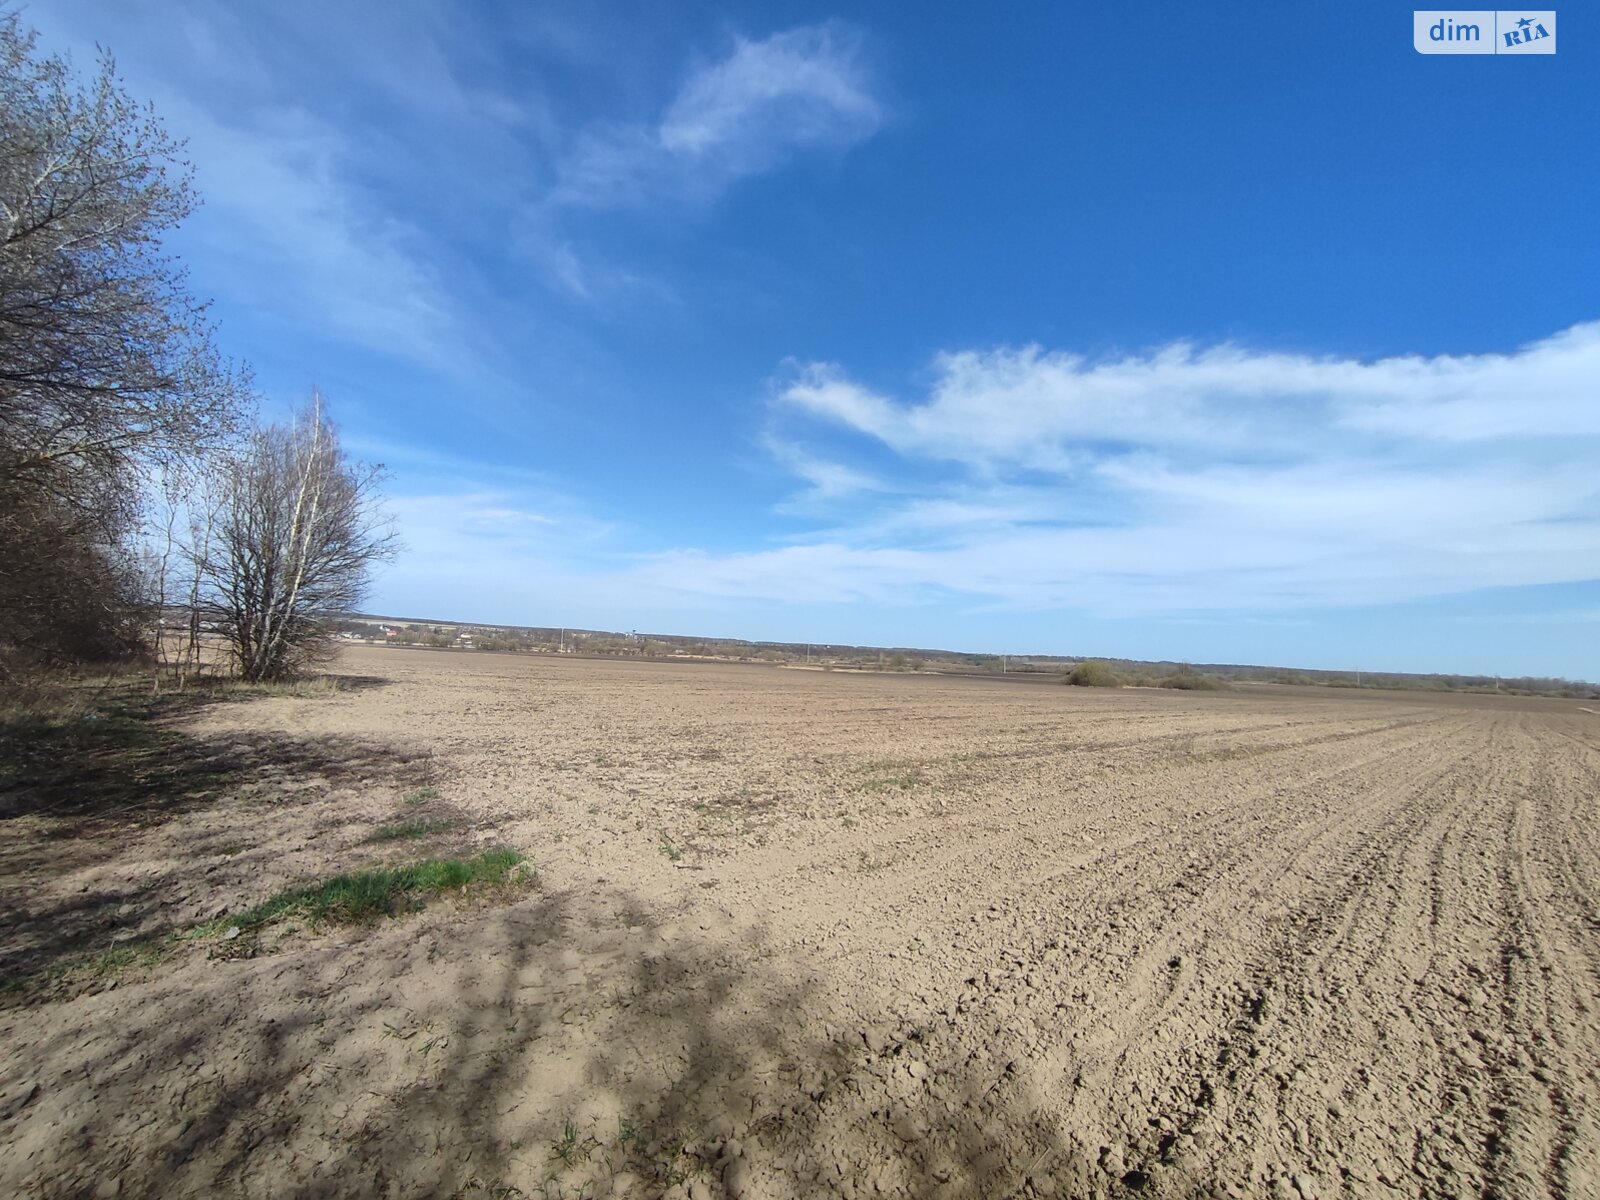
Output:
[
  {"xmin": 320, "ymin": 607, "xmax": 1600, "ymax": 696},
  {"xmin": 333, "ymin": 613, "xmax": 1599, "ymax": 697},
  {"xmin": 0, "ymin": 16, "xmax": 392, "ymax": 684}
]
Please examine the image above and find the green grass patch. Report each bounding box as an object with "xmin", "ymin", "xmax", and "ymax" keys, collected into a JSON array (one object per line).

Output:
[
  {"xmin": 85, "ymin": 942, "xmax": 168, "ymax": 976},
  {"xmin": 186, "ymin": 677, "xmax": 341, "ymax": 701},
  {"xmin": 1, "ymin": 939, "xmax": 169, "ymax": 1005},
  {"xmin": 365, "ymin": 817, "xmax": 456, "ymax": 843},
  {"xmin": 1, "ymin": 709, "xmax": 174, "ymax": 791},
  {"xmin": 0, "ymin": 700, "xmax": 250, "ymax": 824},
  {"xmin": 401, "ymin": 786, "xmax": 440, "ymax": 807},
  {"xmin": 198, "ymin": 849, "xmax": 534, "ymax": 933}
]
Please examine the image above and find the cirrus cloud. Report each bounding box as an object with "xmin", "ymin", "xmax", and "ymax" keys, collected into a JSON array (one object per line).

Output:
[{"xmin": 551, "ymin": 22, "xmax": 881, "ymax": 212}]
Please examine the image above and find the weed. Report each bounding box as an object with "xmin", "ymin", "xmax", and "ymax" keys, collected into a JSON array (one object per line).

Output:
[
  {"xmin": 196, "ymin": 849, "xmax": 536, "ymax": 934},
  {"xmin": 549, "ymin": 1117, "xmax": 601, "ymax": 1168},
  {"xmin": 449, "ymin": 1179, "xmax": 526, "ymax": 1200},
  {"xmin": 841, "ymin": 815, "xmax": 857, "ymax": 829},
  {"xmin": 365, "ymin": 817, "xmax": 455, "ymax": 843},
  {"xmin": 648, "ymin": 1129, "xmax": 708, "ymax": 1188},
  {"xmin": 1, "ymin": 939, "xmax": 167, "ymax": 1004},
  {"xmin": 659, "ymin": 837, "xmax": 683, "ymax": 862},
  {"xmin": 379, "ymin": 1017, "xmax": 448, "ymax": 1056},
  {"xmin": 0, "ymin": 964, "xmax": 57, "ymax": 999},
  {"xmin": 861, "ymin": 770, "xmax": 924, "ymax": 792},
  {"xmin": 401, "ymin": 786, "xmax": 440, "ymax": 806},
  {"xmin": 382, "ymin": 1017, "xmax": 435, "ymax": 1042},
  {"xmin": 88, "ymin": 943, "xmax": 167, "ymax": 976},
  {"xmin": 857, "ymin": 849, "xmax": 904, "ymax": 872}
]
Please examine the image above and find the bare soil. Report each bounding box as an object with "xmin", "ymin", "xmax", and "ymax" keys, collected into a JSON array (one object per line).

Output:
[{"xmin": 2, "ymin": 646, "xmax": 1597, "ymax": 1200}]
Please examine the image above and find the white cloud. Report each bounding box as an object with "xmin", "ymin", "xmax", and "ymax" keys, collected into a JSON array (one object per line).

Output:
[
  {"xmin": 167, "ymin": 101, "xmax": 461, "ymax": 367},
  {"xmin": 1335, "ymin": 322, "xmax": 1600, "ymax": 440},
  {"xmin": 760, "ymin": 436, "xmax": 892, "ymax": 510},
  {"xmin": 28, "ymin": 4, "xmax": 516, "ymax": 377},
  {"xmin": 376, "ymin": 484, "xmax": 616, "ymax": 609},
  {"xmin": 663, "ymin": 322, "xmax": 1600, "ymax": 615},
  {"xmin": 551, "ymin": 23, "xmax": 881, "ymax": 211},
  {"xmin": 358, "ymin": 322, "xmax": 1598, "ymax": 635},
  {"xmin": 781, "ymin": 322, "xmax": 1600, "ymax": 469},
  {"xmin": 638, "ymin": 544, "xmax": 931, "ymax": 607},
  {"xmin": 660, "ymin": 24, "xmax": 880, "ymax": 155}
]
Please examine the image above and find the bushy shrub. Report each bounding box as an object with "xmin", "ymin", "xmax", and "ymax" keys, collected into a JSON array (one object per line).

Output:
[
  {"xmin": 1157, "ymin": 671, "xmax": 1229, "ymax": 691},
  {"xmin": 1067, "ymin": 660, "xmax": 1123, "ymax": 687}
]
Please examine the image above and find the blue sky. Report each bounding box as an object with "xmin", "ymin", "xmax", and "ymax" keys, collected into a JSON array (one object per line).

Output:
[{"xmin": 34, "ymin": 2, "xmax": 1600, "ymax": 678}]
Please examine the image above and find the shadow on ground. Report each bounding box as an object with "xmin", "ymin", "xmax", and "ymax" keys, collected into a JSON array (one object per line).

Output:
[
  {"xmin": 4, "ymin": 888, "xmax": 1106, "ymax": 1200},
  {"xmin": 0, "ymin": 671, "xmax": 1171, "ymax": 1200},
  {"xmin": 0, "ymin": 672, "xmax": 428, "ymax": 1001},
  {"xmin": 1, "ymin": 862, "xmax": 1157, "ymax": 1200},
  {"xmin": 0, "ymin": 672, "xmax": 395, "ymax": 824}
]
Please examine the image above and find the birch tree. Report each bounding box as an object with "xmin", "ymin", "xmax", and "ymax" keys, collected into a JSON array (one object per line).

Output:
[{"xmin": 196, "ymin": 397, "xmax": 396, "ymax": 681}]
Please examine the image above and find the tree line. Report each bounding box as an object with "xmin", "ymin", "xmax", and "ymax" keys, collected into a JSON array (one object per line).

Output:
[{"xmin": 0, "ymin": 16, "xmax": 394, "ymax": 684}]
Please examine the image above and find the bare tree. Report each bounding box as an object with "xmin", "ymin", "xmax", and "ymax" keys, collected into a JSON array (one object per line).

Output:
[
  {"xmin": 145, "ymin": 455, "xmax": 223, "ymax": 686},
  {"xmin": 0, "ymin": 15, "xmax": 242, "ymax": 668},
  {"xmin": 193, "ymin": 396, "xmax": 396, "ymax": 682}
]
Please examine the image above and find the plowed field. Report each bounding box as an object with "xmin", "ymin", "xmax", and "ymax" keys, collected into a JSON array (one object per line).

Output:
[{"xmin": 4, "ymin": 648, "xmax": 1596, "ymax": 1199}]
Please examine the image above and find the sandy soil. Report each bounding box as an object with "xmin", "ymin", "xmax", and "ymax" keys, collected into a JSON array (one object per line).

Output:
[{"xmin": 3, "ymin": 646, "xmax": 1598, "ymax": 1200}]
